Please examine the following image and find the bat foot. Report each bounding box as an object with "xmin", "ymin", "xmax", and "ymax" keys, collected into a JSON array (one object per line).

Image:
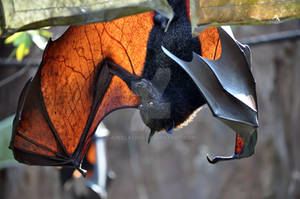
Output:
[{"xmin": 154, "ymin": 13, "xmax": 169, "ymax": 31}]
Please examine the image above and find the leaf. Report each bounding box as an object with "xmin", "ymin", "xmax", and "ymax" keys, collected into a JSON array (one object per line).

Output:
[
  {"xmin": 12, "ymin": 32, "xmax": 27, "ymax": 47},
  {"xmin": 4, "ymin": 32, "xmax": 23, "ymax": 44},
  {"xmin": 0, "ymin": 115, "xmax": 18, "ymax": 169},
  {"xmin": 16, "ymin": 42, "xmax": 29, "ymax": 61},
  {"xmin": 39, "ymin": 30, "xmax": 52, "ymax": 38},
  {"xmin": 24, "ymin": 33, "xmax": 32, "ymax": 49}
]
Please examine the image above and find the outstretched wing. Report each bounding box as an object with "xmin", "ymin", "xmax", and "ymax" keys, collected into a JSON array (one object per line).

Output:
[
  {"xmin": 10, "ymin": 11, "xmax": 155, "ymax": 171},
  {"xmin": 162, "ymin": 27, "xmax": 258, "ymax": 163}
]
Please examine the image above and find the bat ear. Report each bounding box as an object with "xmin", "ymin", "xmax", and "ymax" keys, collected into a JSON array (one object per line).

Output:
[{"xmin": 150, "ymin": 67, "xmax": 171, "ymax": 95}]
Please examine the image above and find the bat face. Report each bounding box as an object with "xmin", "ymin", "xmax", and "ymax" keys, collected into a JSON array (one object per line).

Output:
[{"xmin": 132, "ymin": 78, "xmax": 172, "ymax": 132}]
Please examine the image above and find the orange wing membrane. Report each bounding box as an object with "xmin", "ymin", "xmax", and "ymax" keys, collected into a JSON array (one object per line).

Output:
[{"xmin": 10, "ymin": 11, "xmax": 154, "ymax": 172}]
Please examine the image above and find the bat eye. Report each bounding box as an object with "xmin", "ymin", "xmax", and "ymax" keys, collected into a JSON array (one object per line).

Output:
[
  {"xmin": 138, "ymin": 104, "xmax": 143, "ymax": 110},
  {"xmin": 149, "ymin": 102, "xmax": 154, "ymax": 107}
]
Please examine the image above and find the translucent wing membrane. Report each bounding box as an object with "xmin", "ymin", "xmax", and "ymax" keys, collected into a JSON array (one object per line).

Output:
[{"xmin": 10, "ymin": 11, "xmax": 155, "ymax": 171}]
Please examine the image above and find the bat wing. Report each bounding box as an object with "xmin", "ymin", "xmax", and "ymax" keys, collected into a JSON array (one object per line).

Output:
[
  {"xmin": 10, "ymin": 11, "xmax": 155, "ymax": 173},
  {"xmin": 162, "ymin": 27, "xmax": 258, "ymax": 163}
]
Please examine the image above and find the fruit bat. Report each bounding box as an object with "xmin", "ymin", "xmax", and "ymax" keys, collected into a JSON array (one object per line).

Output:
[{"xmin": 9, "ymin": 0, "xmax": 258, "ymax": 174}]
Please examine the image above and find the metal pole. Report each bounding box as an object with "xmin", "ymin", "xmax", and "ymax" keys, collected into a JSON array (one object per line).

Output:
[{"xmin": 86, "ymin": 122, "xmax": 110, "ymax": 199}]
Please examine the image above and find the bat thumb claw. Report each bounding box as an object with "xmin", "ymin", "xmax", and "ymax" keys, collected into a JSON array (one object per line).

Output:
[
  {"xmin": 206, "ymin": 154, "xmax": 218, "ymax": 164},
  {"xmin": 206, "ymin": 153, "xmax": 238, "ymax": 164},
  {"xmin": 77, "ymin": 164, "xmax": 87, "ymax": 177}
]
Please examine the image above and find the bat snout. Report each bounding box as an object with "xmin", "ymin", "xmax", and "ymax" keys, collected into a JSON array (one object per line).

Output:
[{"xmin": 139, "ymin": 100, "xmax": 173, "ymax": 132}]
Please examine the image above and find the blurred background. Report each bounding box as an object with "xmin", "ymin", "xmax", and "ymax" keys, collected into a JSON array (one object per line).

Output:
[{"xmin": 0, "ymin": 20, "xmax": 300, "ymax": 199}]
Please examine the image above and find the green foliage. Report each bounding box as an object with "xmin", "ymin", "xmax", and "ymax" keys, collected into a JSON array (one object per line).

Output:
[
  {"xmin": 0, "ymin": 115, "xmax": 18, "ymax": 169},
  {"xmin": 4, "ymin": 29, "xmax": 52, "ymax": 61}
]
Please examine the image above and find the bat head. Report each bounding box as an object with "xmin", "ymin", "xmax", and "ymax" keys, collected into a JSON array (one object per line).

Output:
[{"xmin": 131, "ymin": 67, "xmax": 176, "ymax": 135}]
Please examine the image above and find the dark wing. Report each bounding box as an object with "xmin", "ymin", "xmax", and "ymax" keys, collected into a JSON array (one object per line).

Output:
[
  {"xmin": 162, "ymin": 27, "xmax": 258, "ymax": 163},
  {"xmin": 10, "ymin": 11, "xmax": 155, "ymax": 172}
]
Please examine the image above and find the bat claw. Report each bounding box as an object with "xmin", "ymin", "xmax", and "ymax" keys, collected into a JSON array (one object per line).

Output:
[
  {"xmin": 206, "ymin": 154, "xmax": 217, "ymax": 164},
  {"xmin": 154, "ymin": 13, "xmax": 169, "ymax": 31},
  {"xmin": 76, "ymin": 163, "xmax": 87, "ymax": 177},
  {"xmin": 206, "ymin": 153, "xmax": 238, "ymax": 164}
]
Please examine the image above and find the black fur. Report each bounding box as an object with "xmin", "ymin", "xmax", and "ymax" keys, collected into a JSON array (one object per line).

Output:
[{"xmin": 142, "ymin": 0, "xmax": 206, "ymax": 130}]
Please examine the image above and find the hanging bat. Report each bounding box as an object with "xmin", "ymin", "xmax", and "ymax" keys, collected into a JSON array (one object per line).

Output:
[{"xmin": 9, "ymin": 0, "xmax": 258, "ymax": 174}]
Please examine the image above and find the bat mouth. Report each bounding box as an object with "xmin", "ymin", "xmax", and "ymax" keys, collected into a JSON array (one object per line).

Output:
[{"xmin": 145, "ymin": 119, "xmax": 174, "ymax": 143}]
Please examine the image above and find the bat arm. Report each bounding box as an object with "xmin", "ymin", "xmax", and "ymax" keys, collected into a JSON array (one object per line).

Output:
[
  {"xmin": 71, "ymin": 60, "xmax": 142, "ymax": 167},
  {"xmin": 106, "ymin": 60, "xmax": 141, "ymax": 86}
]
